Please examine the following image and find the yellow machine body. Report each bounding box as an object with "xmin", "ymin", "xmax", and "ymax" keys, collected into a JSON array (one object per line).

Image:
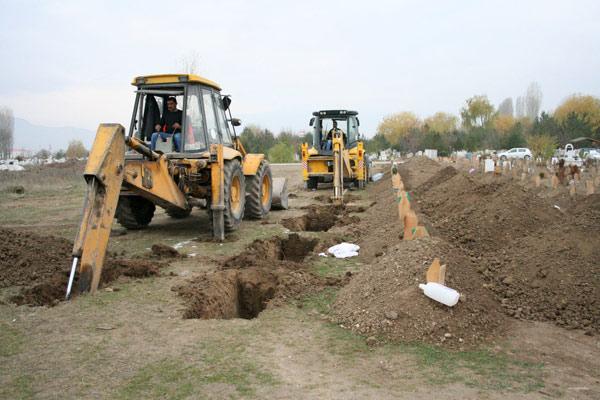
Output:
[
  {"xmin": 68, "ymin": 74, "xmax": 277, "ymax": 297},
  {"xmin": 301, "ymin": 110, "xmax": 368, "ymax": 197}
]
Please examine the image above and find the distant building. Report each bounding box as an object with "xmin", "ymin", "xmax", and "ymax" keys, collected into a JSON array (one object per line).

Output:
[{"xmin": 10, "ymin": 148, "xmax": 33, "ymax": 158}]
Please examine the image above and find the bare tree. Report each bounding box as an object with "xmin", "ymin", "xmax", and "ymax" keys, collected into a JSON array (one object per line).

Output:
[
  {"xmin": 498, "ymin": 97, "xmax": 514, "ymax": 116},
  {"xmin": 177, "ymin": 51, "xmax": 202, "ymax": 74},
  {"xmin": 515, "ymin": 96, "xmax": 525, "ymax": 118},
  {"xmin": 525, "ymin": 82, "xmax": 542, "ymax": 121},
  {"xmin": 0, "ymin": 106, "xmax": 15, "ymax": 159}
]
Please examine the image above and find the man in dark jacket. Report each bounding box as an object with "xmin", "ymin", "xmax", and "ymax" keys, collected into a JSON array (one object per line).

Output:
[{"xmin": 151, "ymin": 97, "xmax": 183, "ymax": 151}]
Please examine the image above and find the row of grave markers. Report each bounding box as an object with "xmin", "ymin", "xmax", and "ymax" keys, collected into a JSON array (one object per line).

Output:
[
  {"xmin": 390, "ymin": 163, "xmax": 446, "ymax": 285},
  {"xmin": 442, "ymin": 156, "xmax": 599, "ymax": 196},
  {"xmin": 390, "ymin": 163, "xmax": 429, "ymax": 240}
]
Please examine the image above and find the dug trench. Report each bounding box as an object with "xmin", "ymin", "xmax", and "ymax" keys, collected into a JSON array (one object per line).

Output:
[
  {"xmin": 280, "ymin": 204, "xmax": 364, "ymax": 232},
  {"xmin": 0, "ymin": 227, "xmax": 173, "ymax": 306},
  {"xmin": 175, "ymin": 233, "xmax": 344, "ymax": 319}
]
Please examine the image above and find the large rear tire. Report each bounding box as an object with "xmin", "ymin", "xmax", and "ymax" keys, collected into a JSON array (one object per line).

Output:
[
  {"xmin": 245, "ymin": 160, "xmax": 272, "ymax": 219},
  {"xmin": 115, "ymin": 196, "xmax": 155, "ymax": 229},
  {"xmin": 223, "ymin": 159, "xmax": 245, "ymax": 232}
]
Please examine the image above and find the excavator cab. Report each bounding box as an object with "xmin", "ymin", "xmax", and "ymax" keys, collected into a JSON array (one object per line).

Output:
[
  {"xmin": 67, "ymin": 74, "xmax": 283, "ymax": 298},
  {"xmin": 301, "ymin": 110, "xmax": 369, "ymax": 195}
]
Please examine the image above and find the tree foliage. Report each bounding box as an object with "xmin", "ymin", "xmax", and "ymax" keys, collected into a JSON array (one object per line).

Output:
[
  {"xmin": 0, "ymin": 106, "xmax": 14, "ymax": 159},
  {"xmin": 554, "ymin": 94, "xmax": 600, "ymax": 135},
  {"xmin": 65, "ymin": 140, "xmax": 88, "ymax": 159},
  {"xmin": 527, "ymin": 134, "xmax": 557, "ymax": 161},
  {"xmin": 493, "ymin": 114, "xmax": 516, "ymax": 135},
  {"xmin": 377, "ymin": 112, "xmax": 421, "ymax": 147},
  {"xmin": 498, "ymin": 98, "xmax": 514, "ymax": 116},
  {"xmin": 525, "ymin": 82, "xmax": 543, "ymax": 121},
  {"xmin": 424, "ymin": 112, "xmax": 458, "ymax": 134},
  {"xmin": 267, "ymin": 142, "xmax": 295, "ymax": 163},
  {"xmin": 240, "ymin": 125, "xmax": 275, "ymax": 154},
  {"xmin": 35, "ymin": 149, "xmax": 51, "ymax": 159},
  {"xmin": 460, "ymin": 95, "xmax": 495, "ymax": 130}
]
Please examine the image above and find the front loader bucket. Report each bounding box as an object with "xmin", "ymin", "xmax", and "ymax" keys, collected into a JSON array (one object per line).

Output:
[{"xmin": 69, "ymin": 124, "xmax": 126, "ymax": 296}]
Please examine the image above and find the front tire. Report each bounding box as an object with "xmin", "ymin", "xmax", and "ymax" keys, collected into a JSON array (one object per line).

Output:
[
  {"xmin": 245, "ymin": 160, "xmax": 272, "ymax": 219},
  {"xmin": 223, "ymin": 159, "xmax": 245, "ymax": 232},
  {"xmin": 115, "ymin": 196, "xmax": 155, "ymax": 229}
]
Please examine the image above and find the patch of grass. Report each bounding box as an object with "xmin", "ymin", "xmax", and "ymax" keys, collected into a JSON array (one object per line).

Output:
[
  {"xmin": 0, "ymin": 375, "xmax": 34, "ymax": 399},
  {"xmin": 300, "ymin": 287, "xmax": 338, "ymax": 314},
  {"xmin": 311, "ymin": 257, "xmax": 360, "ymax": 278},
  {"xmin": 116, "ymin": 337, "xmax": 279, "ymax": 399},
  {"xmin": 0, "ymin": 322, "xmax": 24, "ymax": 357},
  {"xmin": 398, "ymin": 343, "xmax": 545, "ymax": 392}
]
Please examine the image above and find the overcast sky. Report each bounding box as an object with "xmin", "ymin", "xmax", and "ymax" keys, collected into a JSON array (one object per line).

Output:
[{"xmin": 1, "ymin": 0, "xmax": 599, "ymax": 137}]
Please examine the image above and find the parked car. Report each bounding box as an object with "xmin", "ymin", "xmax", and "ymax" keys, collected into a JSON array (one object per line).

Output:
[
  {"xmin": 585, "ymin": 148, "xmax": 600, "ymax": 161},
  {"xmin": 498, "ymin": 148, "xmax": 532, "ymax": 160}
]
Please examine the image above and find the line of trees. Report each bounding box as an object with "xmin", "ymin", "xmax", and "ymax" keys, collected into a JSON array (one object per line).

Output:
[
  {"xmin": 365, "ymin": 83, "xmax": 600, "ymax": 161},
  {"xmin": 239, "ymin": 125, "xmax": 311, "ymax": 163}
]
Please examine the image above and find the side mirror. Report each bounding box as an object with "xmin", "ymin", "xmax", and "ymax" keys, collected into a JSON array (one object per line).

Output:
[
  {"xmin": 309, "ymin": 117, "xmax": 315, "ymax": 127},
  {"xmin": 231, "ymin": 118, "xmax": 242, "ymax": 127},
  {"xmin": 356, "ymin": 118, "xmax": 360, "ymax": 126},
  {"xmin": 222, "ymin": 96, "xmax": 232, "ymax": 111}
]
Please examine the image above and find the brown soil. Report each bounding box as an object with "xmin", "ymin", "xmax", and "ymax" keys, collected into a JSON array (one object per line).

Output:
[
  {"xmin": 151, "ymin": 243, "xmax": 183, "ymax": 258},
  {"xmin": 175, "ymin": 267, "xmax": 341, "ymax": 319},
  {"xmin": 333, "ymin": 237, "xmax": 506, "ymax": 348},
  {"xmin": 332, "ymin": 156, "xmax": 600, "ymax": 347},
  {"xmin": 177, "ymin": 234, "xmax": 341, "ymax": 320},
  {"xmin": 409, "ymin": 161, "xmax": 600, "ymax": 334},
  {"xmin": 222, "ymin": 233, "xmax": 319, "ymax": 269},
  {"xmin": 0, "ymin": 227, "xmax": 164, "ymax": 306},
  {"xmin": 282, "ymin": 205, "xmax": 342, "ymax": 232}
]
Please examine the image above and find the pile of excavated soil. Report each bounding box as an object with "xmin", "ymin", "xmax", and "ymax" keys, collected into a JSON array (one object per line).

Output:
[
  {"xmin": 332, "ymin": 237, "xmax": 506, "ymax": 348},
  {"xmin": 482, "ymin": 221, "xmax": 600, "ymax": 333},
  {"xmin": 415, "ymin": 171, "xmax": 559, "ymax": 254},
  {"xmin": 175, "ymin": 267, "xmax": 341, "ymax": 319},
  {"xmin": 397, "ymin": 156, "xmax": 444, "ymax": 189},
  {"xmin": 0, "ymin": 227, "xmax": 163, "ymax": 306},
  {"xmin": 410, "ymin": 167, "xmax": 600, "ymax": 334}
]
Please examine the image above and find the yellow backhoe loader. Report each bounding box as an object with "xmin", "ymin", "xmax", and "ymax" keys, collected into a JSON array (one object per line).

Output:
[
  {"xmin": 66, "ymin": 74, "xmax": 286, "ymax": 298},
  {"xmin": 301, "ymin": 110, "xmax": 369, "ymax": 203}
]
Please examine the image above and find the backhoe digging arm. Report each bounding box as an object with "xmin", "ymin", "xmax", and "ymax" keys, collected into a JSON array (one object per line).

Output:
[{"xmin": 67, "ymin": 124, "xmax": 126, "ymax": 297}]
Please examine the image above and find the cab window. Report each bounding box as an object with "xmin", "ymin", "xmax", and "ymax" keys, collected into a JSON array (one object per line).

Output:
[
  {"xmin": 202, "ymin": 89, "xmax": 219, "ymax": 144},
  {"xmin": 347, "ymin": 117, "xmax": 358, "ymax": 144},
  {"xmin": 184, "ymin": 86, "xmax": 207, "ymax": 151},
  {"xmin": 213, "ymin": 92, "xmax": 233, "ymax": 145}
]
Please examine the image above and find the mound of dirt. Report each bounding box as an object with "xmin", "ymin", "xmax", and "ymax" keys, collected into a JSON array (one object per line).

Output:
[
  {"xmin": 397, "ymin": 156, "xmax": 443, "ymax": 189},
  {"xmin": 410, "ymin": 168, "xmax": 600, "ymax": 334},
  {"xmin": 222, "ymin": 234, "xmax": 319, "ymax": 269},
  {"xmin": 482, "ymin": 222, "xmax": 600, "ymax": 334},
  {"xmin": 0, "ymin": 227, "xmax": 164, "ymax": 306},
  {"xmin": 176, "ymin": 267, "xmax": 340, "ymax": 319},
  {"xmin": 415, "ymin": 172, "xmax": 559, "ymax": 254},
  {"xmin": 151, "ymin": 244, "xmax": 183, "ymax": 258},
  {"xmin": 332, "ymin": 237, "xmax": 506, "ymax": 348},
  {"xmin": 0, "ymin": 228, "xmax": 74, "ymax": 288}
]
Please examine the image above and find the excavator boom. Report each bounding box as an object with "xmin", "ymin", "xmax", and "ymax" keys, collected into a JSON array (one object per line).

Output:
[{"xmin": 69, "ymin": 124, "xmax": 126, "ymax": 296}]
